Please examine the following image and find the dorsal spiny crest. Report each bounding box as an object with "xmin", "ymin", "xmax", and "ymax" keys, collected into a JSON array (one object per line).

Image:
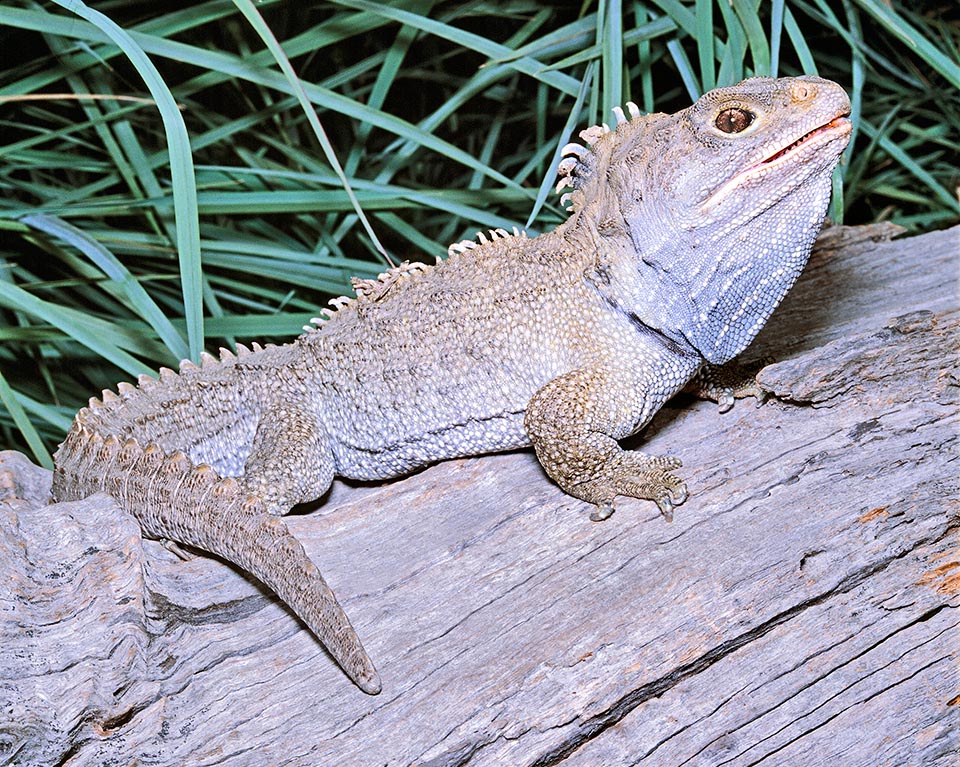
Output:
[
  {"xmin": 555, "ymin": 101, "xmax": 644, "ymax": 213},
  {"xmin": 351, "ymin": 260, "xmax": 430, "ymax": 302},
  {"xmin": 305, "ymin": 226, "xmax": 528, "ymax": 333},
  {"xmin": 447, "ymin": 227, "xmax": 527, "ymax": 258},
  {"xmin": 306, "ymin": 260, "xmax": 432, "ymax": 330},
  {"xmin": 305, "ymin": 225, "xmax": 531, "ymax": 331}
]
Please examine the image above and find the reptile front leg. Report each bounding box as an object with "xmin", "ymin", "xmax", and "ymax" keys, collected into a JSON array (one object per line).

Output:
[{"xmin": 524, "ymin": 365, "xmax": 689, "ymax": 522}]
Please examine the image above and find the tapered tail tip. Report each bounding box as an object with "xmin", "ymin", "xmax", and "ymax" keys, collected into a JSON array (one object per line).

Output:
[
  {"xmin": 355, "ymin": 665, "xmax": 382, "ymax": 695},
  {"xmin": 342, "ymin": 640, "xmax": 381, "ymax": 694}
]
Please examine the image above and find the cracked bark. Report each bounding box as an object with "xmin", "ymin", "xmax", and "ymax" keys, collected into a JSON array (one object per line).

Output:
[{"xmin": 1, "ymin": 223, "xmax": 957, "ymax": 767}]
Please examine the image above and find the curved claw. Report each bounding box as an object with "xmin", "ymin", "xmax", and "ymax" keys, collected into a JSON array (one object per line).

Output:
[
  {"xmin": 590, "ymin": 501, "xmax": 616, "ymax": 522},
  {"xmin": 655, "ymin": 482, "xmax": 688, "ymax": 522},
  {"xmin": 694, "ymin": 359, "xmax": 772, "ymax": 412},
  {"xmin": 655, "ymin": 495, "xmax": 675, "ymax": 523},
  {"xmin": 587, "ymin": 453, "xmax": 688, "ymax": 523},
  {"xmin": 717, "ymin": 389, "xmax": 736, "ymax": 413},
  {"xmin": 674, "ymin": 484, "xmax": 689, "ymax": 505},
  {"xmin": 717, "ymin": 384, "xmax": 768, "ymax": 413}
]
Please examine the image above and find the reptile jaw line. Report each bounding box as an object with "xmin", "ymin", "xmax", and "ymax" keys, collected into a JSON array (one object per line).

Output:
[{"xmin": 702, "ymin": 112, "xmax": 852, "ymax": 212}]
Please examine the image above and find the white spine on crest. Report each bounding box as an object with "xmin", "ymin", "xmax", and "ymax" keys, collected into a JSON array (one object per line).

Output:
[
  {"xmin": 554, "ymin": 102, "xmax": 645, "ymax": 210},
  {"xmin": 446, "ymin": 226, "xmax": 526, "ymax": 258},
  {"xmin": 561, "ymin": 142, "xmax": 588, "ymax": 157}
]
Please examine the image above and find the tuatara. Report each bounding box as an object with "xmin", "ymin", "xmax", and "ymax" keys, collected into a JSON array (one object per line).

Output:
[{"xmin": 52, "ymin": 76, "xmax": 852, "ymax": 694}]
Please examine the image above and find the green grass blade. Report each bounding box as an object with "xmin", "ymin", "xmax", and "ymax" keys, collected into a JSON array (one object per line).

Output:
[
  {"xmin": 732, "ymin": 0, "xmax": 771, "ymax": 75},
  {"xmin": 344, "ymin": 0, "xmax": 435, "ymax": 177},
  {"xmin": 770, "ymin": 0, "xmax": 785, "ymax": 76},
  {"xmin": 542, "ymin": 15, "xmax": 677, "ymax": 73},
  {"xmin": 695, "ymin": 0, "xmax": 716, "ymax": 91},
  {"xmin": 49, "ymin": 0, "xmax": 204, "ymax": 360},
  {"xmin": 717, "ymin": 0, "xmax": 746, "ymax": 83},
  {"xmin": 1, "ymin": 6, "xmax": 524, "ymax": 194},
  {"xmin": 783, "ymin": 5, "xmax": 818, "ymax": 74},
  {"xmin": 651, "ymin": 0, "xmax": 697, "ymax": 36},
  {"xmin": 329, "ymin": 0, "xmax": 581, "ymax": 97},
  {"xmin": 602, "ymin": 0, "xmax": 624, "ymax": 118},
  {"xmin": 860, "ymin": 120, "xmax": 960, "ymax": 214},
  {"xmin": 20, "ymin": 214, "xmax": 189, "ymax": 360},
  {"xmin": 232, "ymin": 0, "xmax": 390, "ymax": 262},
  {"xmin": 631, "ymin": 2, "xmax": 655, "ymax": 113},
  {"xmin": 0, "ymin": 281, "xmax": 153, "ymax": 377},
  {"xmin": 667, "ymin": 37, "xmax": 701, "ymax": 99},
  {"xmin": 0, "ymin": 370, "xmax": 53, "ymax": 469},
  {"xmin": 852, "ymin": 0, "xmax": 960, "ymax": 90}
]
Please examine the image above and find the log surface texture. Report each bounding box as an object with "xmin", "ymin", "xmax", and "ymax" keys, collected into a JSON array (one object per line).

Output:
[{"xmin": 1, "ymin": 224, "xmax": 957, "ymax": 767}]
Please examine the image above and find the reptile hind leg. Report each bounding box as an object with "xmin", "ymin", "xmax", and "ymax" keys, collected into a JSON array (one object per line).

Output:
[
  {"xmin": 236, "ymin": 403, "xmax": 381, "ymax": 693},
  {"xmin": 243, "ymin": 403, "xmax": 335, "ymax": 514}
]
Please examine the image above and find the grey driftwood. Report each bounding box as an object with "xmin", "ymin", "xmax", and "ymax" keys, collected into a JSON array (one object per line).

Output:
[{"xmin": 1, "ymin": 222, "xmax": 957, "ymax": 766}]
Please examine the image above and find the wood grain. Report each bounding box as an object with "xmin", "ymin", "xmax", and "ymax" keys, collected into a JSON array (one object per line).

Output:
[{"xmin": 1, "ymin": 223, "xmax": 957, "ymax": 767}]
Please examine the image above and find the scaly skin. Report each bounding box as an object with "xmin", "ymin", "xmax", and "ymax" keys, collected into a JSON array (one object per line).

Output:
[{"xmin": 52, "ymin": 76, "xmax": 852, "ymax": 695}]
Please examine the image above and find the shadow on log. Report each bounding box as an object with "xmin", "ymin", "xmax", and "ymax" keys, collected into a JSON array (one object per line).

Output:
[{"xmin": 1, "ymin": 224, "xmax": 957, "ymax": 766}]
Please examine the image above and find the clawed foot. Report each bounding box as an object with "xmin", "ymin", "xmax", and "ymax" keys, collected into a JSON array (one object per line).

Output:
[
  {"xmin": 160, "ymin": 537, "xmax": 195, "ymax": 561},
  {"xmin": 587, "ymin": 453, "xmax": 687, "ymax": 523},
  {"xmin": 714, "ymin": 379, "xmax": 769, "ymax": 413},
  {"xmin": 692, "ymin": 358, "xmax": 772, "ymax": 413}
]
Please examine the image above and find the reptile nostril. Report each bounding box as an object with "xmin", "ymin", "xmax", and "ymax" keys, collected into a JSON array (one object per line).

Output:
[{"xmin": 793, "ymin": 82, "xmax": 813, "ymax": 101}]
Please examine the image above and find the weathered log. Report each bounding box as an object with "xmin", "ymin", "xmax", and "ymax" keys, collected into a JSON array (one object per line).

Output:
[{"xmin": 1, "ymin": 224, "xmax": 957, "ymax": 766}]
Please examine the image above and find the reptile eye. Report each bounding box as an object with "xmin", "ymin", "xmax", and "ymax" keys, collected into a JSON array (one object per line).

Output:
[{"xmin": 716, "ymin": 108, "xmax": 755, "ymax": 134}]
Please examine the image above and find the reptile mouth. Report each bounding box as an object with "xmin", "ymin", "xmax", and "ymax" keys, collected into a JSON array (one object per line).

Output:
[
  {"xmin": 757, "ymin": 114, "xmax": 851, "ymax": 168},
  {"xmin": 703, "ymin": 112, "xmax": 852, "ymax": 209}
]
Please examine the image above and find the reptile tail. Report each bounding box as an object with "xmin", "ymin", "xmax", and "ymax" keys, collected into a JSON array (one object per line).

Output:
[
  {"xmin": 209, "ymin": 503, "xmax": 382, "ymax": 695},
  {"xmin": 52, "ymin": 422, "xmax": 382, "ymax": 695}
]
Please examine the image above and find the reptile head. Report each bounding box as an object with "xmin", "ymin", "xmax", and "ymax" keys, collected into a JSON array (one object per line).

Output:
[{"xmin": 562, "ymin": 76, "xmax": 852, "ymax": 363}]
